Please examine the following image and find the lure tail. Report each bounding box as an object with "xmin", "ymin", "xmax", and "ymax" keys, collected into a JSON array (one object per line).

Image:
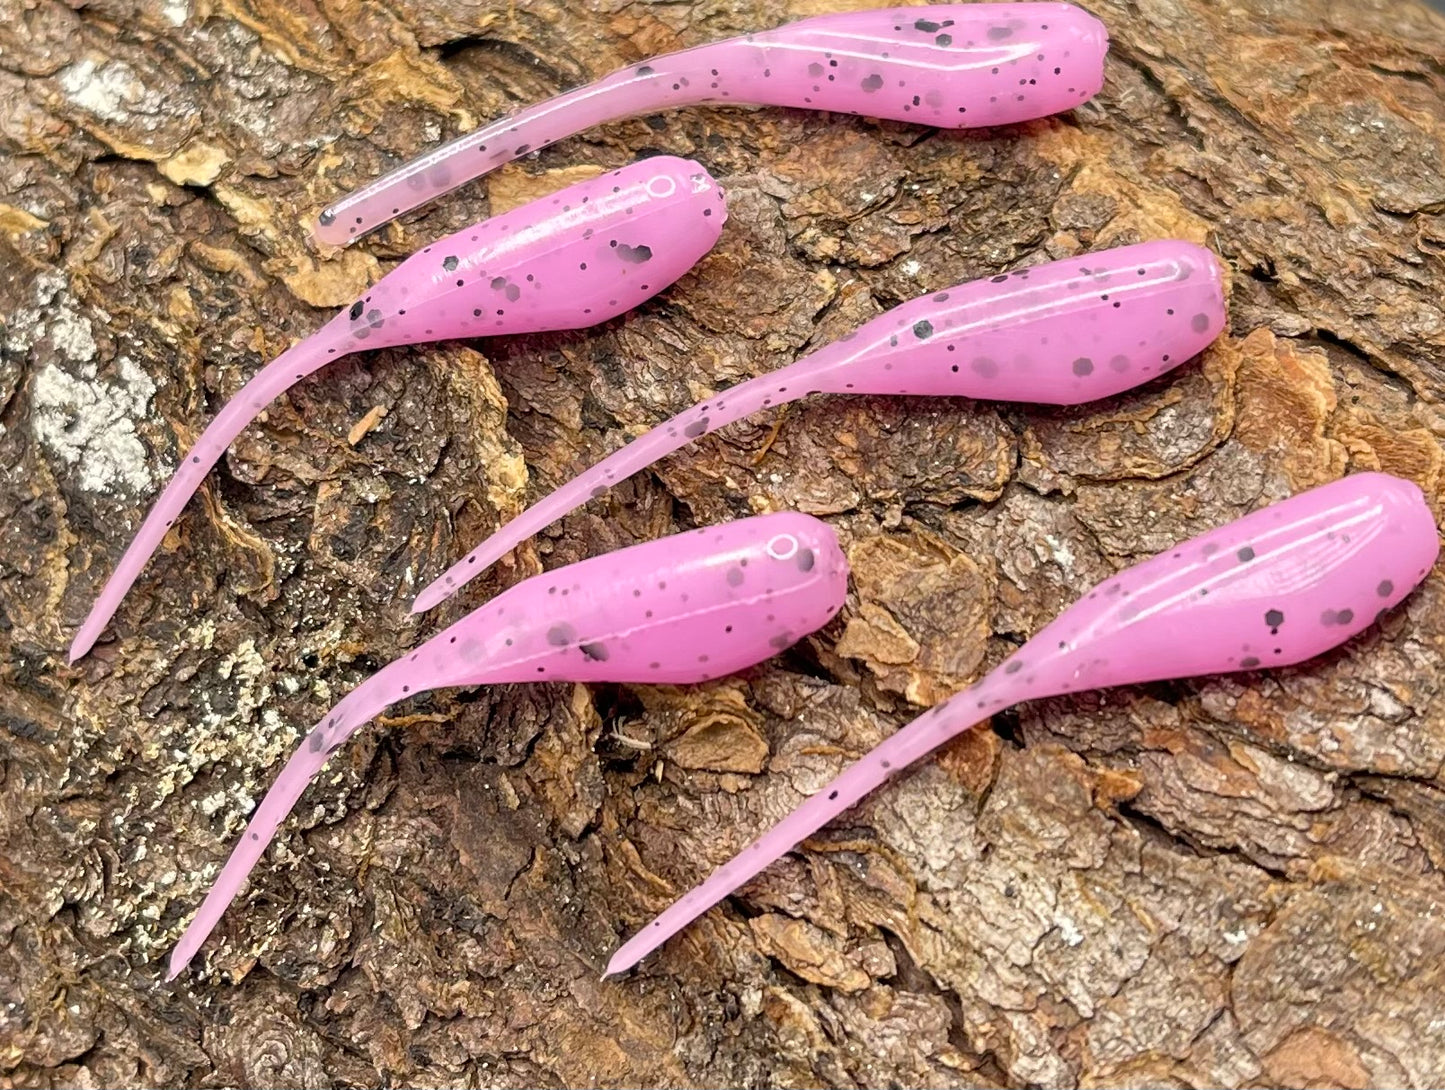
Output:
[
  {"xmin": 165, "ymin": 657, "xmax": 412, "ymax": 979},
  {"xmin": 408, "ymin": 362, "xmax": 828, "ymax": 612},
  {"xmin": 602, "ymin": 671, "xmax": 1020, "ymax": 977},
  {"xmin": 603, "ymin": 623, "xmax": 1112, "ymax": 975},
  {"xmin": 315, "ymin": 74, "xmax": 676, "ymax": 245},
  {"xmin": 69, "ymin": 316, "xmax": 354, "ymax": 663}
]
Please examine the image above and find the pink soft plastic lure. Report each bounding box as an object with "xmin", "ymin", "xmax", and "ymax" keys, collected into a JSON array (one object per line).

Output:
[
  {"xmin": 166, "ymin": 510, "xmax": 849, "ymax": 979},
  {"xmin": 69, "ymin": 157, "xmax": 726, "ymax": 663},
  {"xmin": 413, "ymin": 239, "xmax": 1226, "ymax": 612},
  {"xmin": 605, "ymin": 472, "xmax": 1441, "ymax": 975},
  {"xmin": 314, "ymin": 3, "xmax": 1108, "ymax": 245}
]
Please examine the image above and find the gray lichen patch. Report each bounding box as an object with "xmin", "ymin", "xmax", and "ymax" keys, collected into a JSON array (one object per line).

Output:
[
  {"xmin": 21, "ymin": 272, "xmax": 161, "ymax": 496},
  {"xmin": 31, "ymin": 354, "xmax": 158, "ymax": 495},
  {"xmin": 57, "ymin": 59, "xmax": 164, "ymax": 125}
]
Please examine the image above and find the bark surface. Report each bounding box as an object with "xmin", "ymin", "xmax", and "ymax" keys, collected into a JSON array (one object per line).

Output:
[{"xmin": 3, "ymin": 0, "xmax": 1445, "ymax": 1085}]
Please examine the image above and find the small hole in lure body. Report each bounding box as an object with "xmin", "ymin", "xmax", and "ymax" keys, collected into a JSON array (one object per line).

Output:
[
  {"xmin": 165, "ymin": 511, "xmax": 849, "ymax": 979},
  {"xmin": 313, "ymin": 3, "xmax": 1109, "ymax": 244},
  {"xmin": 412, "ymin": 239, "xmax": 1228, "ymax": 613},
  {"xmin": 68, "ymin": 157, "xmax": 727, "ymax": 663},
  {"xmin": 603, "ymin": 472, "xmax": 1441, "ymax": 976}
]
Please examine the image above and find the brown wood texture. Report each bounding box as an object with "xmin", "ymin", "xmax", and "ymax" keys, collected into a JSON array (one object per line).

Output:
[{"xmin": 3, "ymin": 0, "xmax": 1445, "ymax": 1085}]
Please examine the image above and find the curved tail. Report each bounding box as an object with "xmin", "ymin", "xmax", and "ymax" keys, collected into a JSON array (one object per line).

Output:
[
  {"xmin": 602, "ymin": 673, "xmax": 1012, "ymax": 976},
  {"xmin": 166, "ymin": 658, "xmax": 409, "ymax": 979},
  {"xmin": 314, "ymin": 67, "xmax": 714, "ymax": 246},
  {"xmin": 70, "ymin": 318, "xmax": 352, "ymax": 663},
  {"xmin": 409, "ymin": 359, "xmax": 833, "ymax": 613}
]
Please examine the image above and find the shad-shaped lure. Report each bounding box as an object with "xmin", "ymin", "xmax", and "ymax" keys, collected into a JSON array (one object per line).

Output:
[
  {"xmin": 605, "ymin": 473, "xmax": 1441, "ymax": 975},
  {"xmin": 314, "ymin": 3, "xmax": 1108, "ymax": 244},
  {"xmin": 69, "ymin": 157, "xmax": 726, "ymax": 663},
  {"xmin": 413, "ymin": 239, "xmax": 1226, "ymax": 612},
  {"xmin": 166, "ymin": 511, "xmax": 849, "ymax": 979}
]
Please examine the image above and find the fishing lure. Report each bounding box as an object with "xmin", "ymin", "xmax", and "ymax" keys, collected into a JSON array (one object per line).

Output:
[
  {"xmin": 69, "ymin": 157, "xmax": 727, "ymax": 663},
  {"xmin": 604, "ymin": 472, "xmax": 1440, "ymax": 975},
  {"xmin": 166, "ymin": 510, "xmax": 850, "ymax": 979},
  {"xmin": 412, "ymin": 239, "xmax": 1227, "ymax": 613},
  {"xmin": 313, "ymin": 3, "xmax": 1109, "ymax": 244}
]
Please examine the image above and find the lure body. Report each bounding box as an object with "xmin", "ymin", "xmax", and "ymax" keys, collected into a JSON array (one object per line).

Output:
[
  {"xmin": 314, "ymin": 3, "xmax": 1109, "ymax": 244},
  {"xmin": 166, "ymin": 511, "xmax": 849, "ymax": 978},
  {"xmin": 69, "ymin": 157, "xmax": 726, "ymax": 663},
  {"xmin": 413, "ymin": 239, "xmax": 1226, "ymax": 611},
  {"xmin": 605, "ymin": 473, "xmax": 1441, "ymax": 975}
]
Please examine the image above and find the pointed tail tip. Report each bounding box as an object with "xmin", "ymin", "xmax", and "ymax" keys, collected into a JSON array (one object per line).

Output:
[
  {"xmin": 70, "ymin": 609, "xmax": 112, "ymax": 662},
  {"xmin": 409, "ymin": 586, "xmax": 439, "ymax": 615},
  {"xmin": 602, "ymin": 947, "xmax": 635, "ymax": 980},
  {"xmin": 67, "ymin": 631, "xmax": 92, "ymax": 665},
  {"xmin": 165, "ymin": 935, "xmax": 198, "ymax": 982}
]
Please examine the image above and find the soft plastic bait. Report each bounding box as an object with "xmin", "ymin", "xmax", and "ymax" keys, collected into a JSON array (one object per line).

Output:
[
  {"xmin": 412, "ymin": 239, "xmax": 1226, "ymax": 613},
  {"xmin": 69, "ymin": 157, "xmax": 726, "ymax": 663},
  {"xmin": 605, "ymin": 472, "xmax": 1440, "ymax": 975},
  {"xmin": 165, "ymin": 510, "xmax": 849, "ymax": 979},
  {"xmin": 314, "ymin": 3, "xmax": 1109, "ymax": 244}
]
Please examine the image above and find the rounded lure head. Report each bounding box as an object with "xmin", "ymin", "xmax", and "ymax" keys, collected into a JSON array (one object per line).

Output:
[
  {"xmin": 738, "ymin": 2, "xmax": 1108, "ymax": 129},
  {"xmin": 343, "ymin": 156, "xmax": 726, "ymax": 349},
  {"xmin": 1021, "ymin": 472, "xmax": 1441, "ymax": 694},
  {"xmin": 165, "ymin": 512, "xmax": 847, "ymax": 979},
  {"xmin": 809, "ymin": 240, "xmax": 1226, "ymax": 404},
  {"xmin": 417, "ymin": 511, "xmax": 850, "ymax": 690}
]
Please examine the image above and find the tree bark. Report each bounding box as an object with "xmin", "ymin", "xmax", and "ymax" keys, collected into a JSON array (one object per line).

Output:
[{"xmin": 3, "ymin": 0, "xmax": 1445, "ymax": 1085}]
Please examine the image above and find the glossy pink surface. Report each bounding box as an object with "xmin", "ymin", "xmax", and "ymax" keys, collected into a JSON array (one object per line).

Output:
[
  {"xmin": 413, "ymin": 239, "xmax": 1226, "ymax": 612},
  {"xmin": 166, "ymin": 511, "xmax": 848, "ymax": 979},
  {"xmin": 69, "ymin": 157, "xmax": 726, "ymax": 662},
  {"xmin": 605, "ymin": 473, "xmax": 1441, "ymax": 976},
  {"xmin": 314, "ymin": 3, "xmax": 1108, "ymax": 244}
]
